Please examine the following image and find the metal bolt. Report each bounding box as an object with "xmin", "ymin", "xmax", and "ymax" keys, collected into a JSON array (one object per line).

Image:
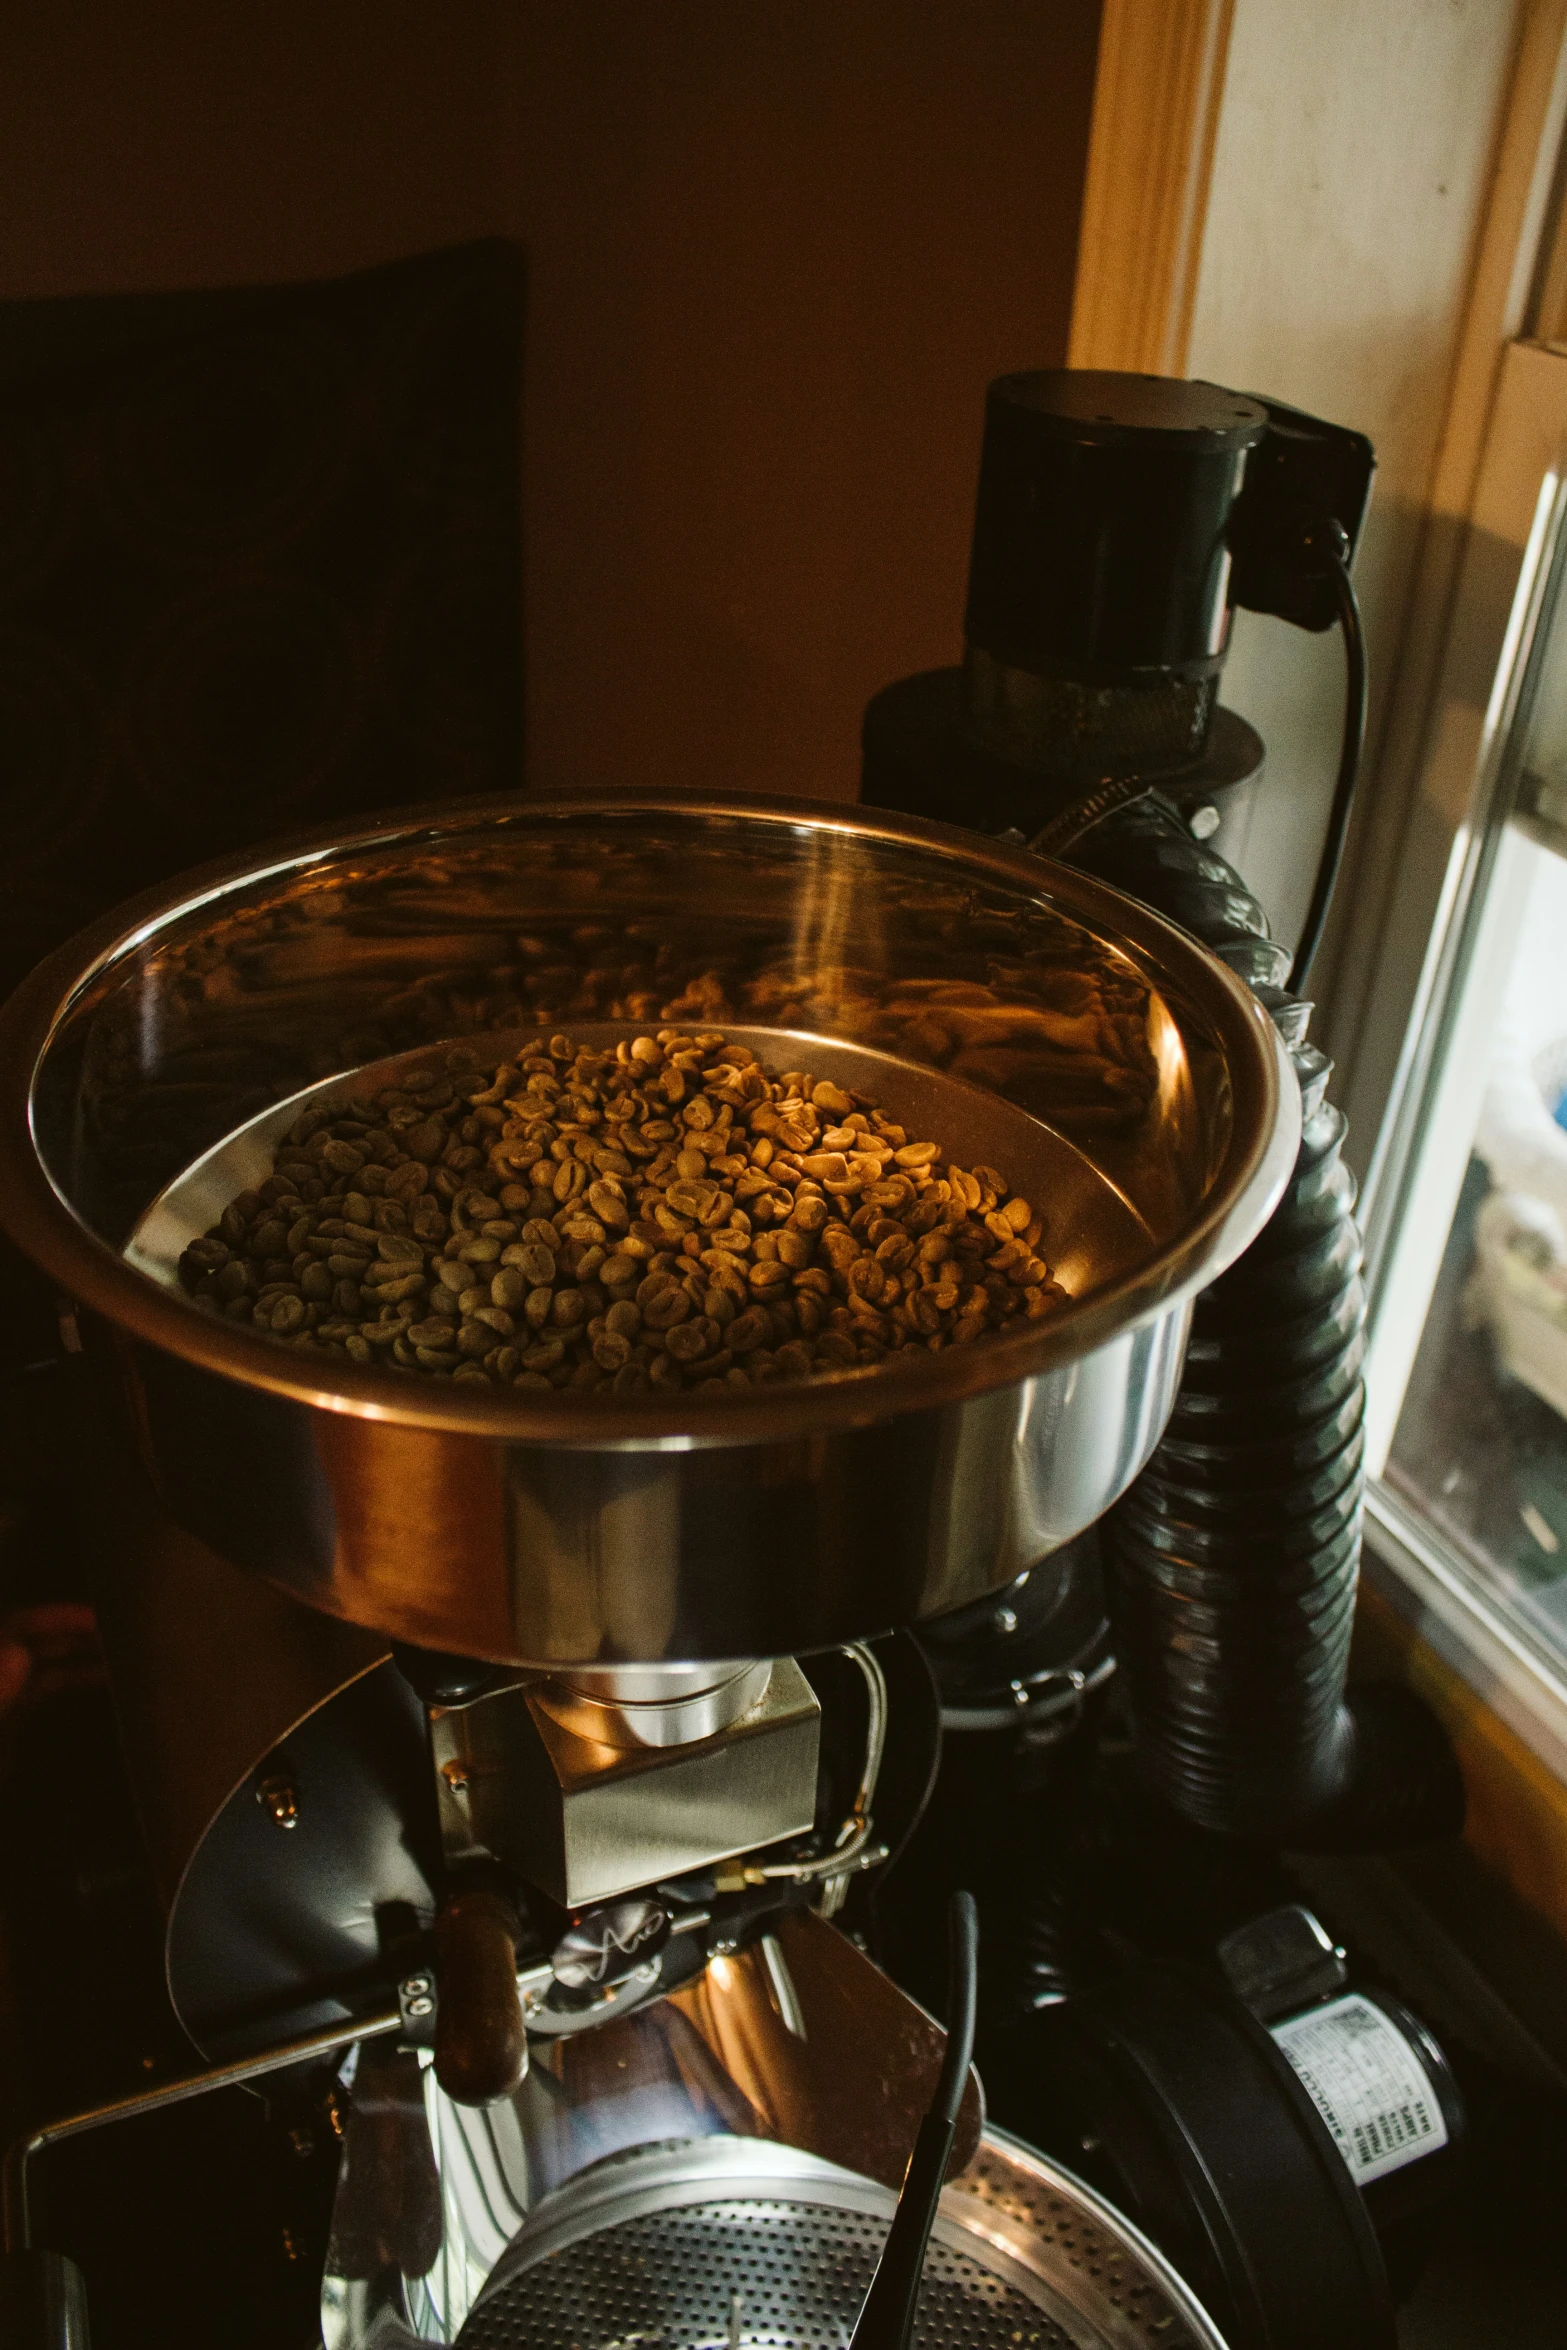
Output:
[
  {"xmin": 256, "ymin": 1773, "xmax": 299, "ymax": 1829},
  {"xmin": 441, "ymin": 1760, "xmax": 470, "ymax": 1794},
  {"xmin": 404, "ymin": 1994, "xmax": 434, "ymax": 2019},
  {"xmin": 1187, "ymin": 803, "xmax": 1221, "ymax": 840},
  {"xmin": 992, "ymin": 1606, "xmax": 1018, "ymax": 1635},
  {"xmin": 401, "ymin": 1974, "xmax": 433, "ymax": 1998}
]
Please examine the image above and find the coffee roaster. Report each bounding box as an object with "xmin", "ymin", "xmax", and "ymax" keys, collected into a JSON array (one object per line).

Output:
[{"xmin": 0, "ymin": 372, "xmax": 1467, "ymax": 2350}]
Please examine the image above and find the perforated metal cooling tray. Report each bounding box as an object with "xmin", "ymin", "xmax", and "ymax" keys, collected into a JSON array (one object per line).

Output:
[{"xmin": 454, "ymin": 2132, "xmax": 1228, "ymax": 2350}]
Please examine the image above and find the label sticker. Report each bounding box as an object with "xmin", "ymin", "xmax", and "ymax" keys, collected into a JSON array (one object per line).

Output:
[{"xmin": 1270, "ymin": 1993, "xmax": 1448, "ymax": 2184}]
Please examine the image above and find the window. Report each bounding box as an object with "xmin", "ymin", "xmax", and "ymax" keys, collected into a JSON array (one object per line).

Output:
[{"xmin": 1359, "ymin": 340, "xmax": 1567, "ymax": 1762}]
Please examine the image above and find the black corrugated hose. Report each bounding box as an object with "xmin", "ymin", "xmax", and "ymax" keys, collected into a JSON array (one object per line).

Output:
[{"xmin": 1067, "ymin": 795, "xmax": 1463, "ymax": 1847}]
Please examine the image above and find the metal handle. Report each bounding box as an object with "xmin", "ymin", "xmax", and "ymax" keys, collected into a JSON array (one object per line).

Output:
[
  {"xmin": 433, "ymin": 1887, "xmax": 528, "ymax": 2107},
  {"xmin": 0, "ymin": 2251, "xmax": 92, "ymax": 2349}
]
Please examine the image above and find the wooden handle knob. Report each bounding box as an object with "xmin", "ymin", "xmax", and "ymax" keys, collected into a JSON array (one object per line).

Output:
[{"xmin": 433, "ymin": 1888, "xmax": 527, "ymax": 2107}]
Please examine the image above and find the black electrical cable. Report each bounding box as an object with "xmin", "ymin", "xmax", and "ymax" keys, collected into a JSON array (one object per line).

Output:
[
  {"xmin": 848, "ymin": 1890, "xmax": 979, "ymax": 2350},
  {"xmin": 1288, "ymin": 547, "xmax": 1367, "ymax": 991}
]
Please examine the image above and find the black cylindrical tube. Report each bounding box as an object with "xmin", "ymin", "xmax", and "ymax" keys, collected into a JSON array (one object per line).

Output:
[{"xmin": 1071, "ymin": 796, "xmax": 1461, "ymax": 1845}]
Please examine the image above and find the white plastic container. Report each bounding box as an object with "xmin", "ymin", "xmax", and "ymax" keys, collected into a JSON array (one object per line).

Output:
[{"xmin": 1473, "ymin": 1027, "xmax": 1567, "ymax": 1418}]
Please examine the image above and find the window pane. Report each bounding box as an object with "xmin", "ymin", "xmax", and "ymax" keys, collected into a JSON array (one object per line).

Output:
[{"xmin": 1382, "ymin": 557, "xmax": 1567, "ymax": 1665}]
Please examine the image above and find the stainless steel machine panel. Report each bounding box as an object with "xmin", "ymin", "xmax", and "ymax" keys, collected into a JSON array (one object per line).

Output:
[{"xmin": 433, "ymin": 1658, "xmax": 822, "ymax": 1906}]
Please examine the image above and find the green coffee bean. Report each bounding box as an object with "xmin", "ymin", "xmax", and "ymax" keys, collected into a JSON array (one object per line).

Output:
[
  {"xmin": 488, "ymin": 1266, "xmax": 526, "ymax": 1311},
  {"xmin": 809, "ymin": 1330, "xmax": 855, "ymax": 1366},
  {"xmin": 661, "ymin": 1323, "xmax": 707, "ymax": 1363},
  {"xmin": 642, "ymin": 1287, "xmax": 690, "ymax": 1331},
  {"xmin": 191, "ymin": 1025, "xmax": 1059, "ymax": 1396},
  {"xmin": 377, "ymin": 1273, "xmax": 426, "ymax": 1305},
  {"xmin": 405, "ymin": 1318, "xmax": 452, "ymax": 1350}
]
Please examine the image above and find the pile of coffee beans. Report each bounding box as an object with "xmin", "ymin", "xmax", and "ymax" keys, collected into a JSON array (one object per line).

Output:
[{"xmin": 176, "ymin": 1030, "xmax": 1066, "ymax": 1396}]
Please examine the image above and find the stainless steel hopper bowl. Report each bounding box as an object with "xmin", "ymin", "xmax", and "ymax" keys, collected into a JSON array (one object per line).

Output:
[{"xmin": 0, "ymin": 793, "xmax": 1298, "ymax": 1663}]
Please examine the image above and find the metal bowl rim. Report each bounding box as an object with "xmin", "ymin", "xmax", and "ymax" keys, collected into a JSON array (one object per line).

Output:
[{"xmin": 0, "ymin": 788, "xmax": 1297, "ymax": 1448}]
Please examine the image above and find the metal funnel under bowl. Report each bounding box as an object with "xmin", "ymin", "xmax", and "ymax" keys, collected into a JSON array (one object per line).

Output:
[{"xmin": 0, "ymin": 793, "xmax": 1297, "ymax": 1664}]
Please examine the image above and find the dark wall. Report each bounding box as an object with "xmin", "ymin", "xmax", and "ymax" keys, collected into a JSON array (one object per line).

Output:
[{"xmin": 0, "ymin": 0, "xmax": 1101, "ymax": 807}]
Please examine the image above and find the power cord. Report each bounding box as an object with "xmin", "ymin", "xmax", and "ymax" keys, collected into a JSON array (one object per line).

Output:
[
  {"xmin": 1287, "ymin": 530, "xmax": 1367, "ymax": 990},
  {"xmin": 848, "ymin": 1889, "xmax": 979, "ymax": 2350}
]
